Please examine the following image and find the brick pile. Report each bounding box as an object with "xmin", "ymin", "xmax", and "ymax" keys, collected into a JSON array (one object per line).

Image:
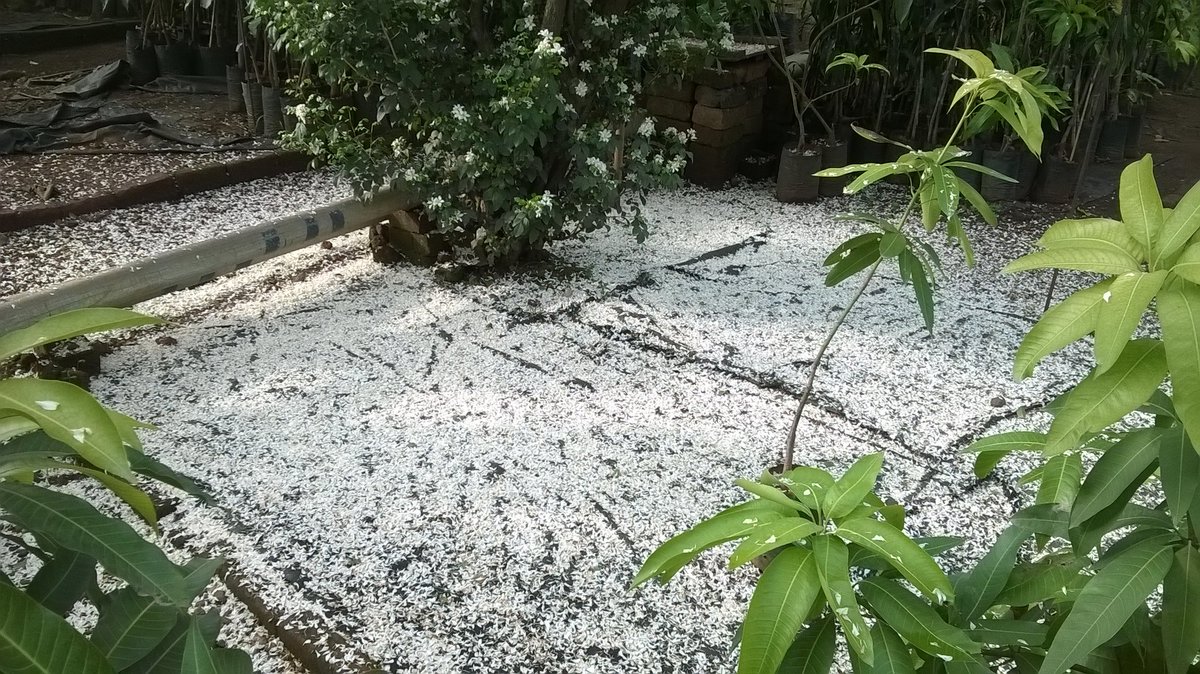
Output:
[{"xmin": 645, "ymin": 46, "xmax": 772, "ymax": 188}]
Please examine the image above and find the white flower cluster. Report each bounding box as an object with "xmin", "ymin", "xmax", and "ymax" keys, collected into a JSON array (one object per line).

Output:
[
  {"xmin": 451, "ymin": 104, "xmax": 470, "ymax": 121},
  {"xmin": 535, "ymin": 29, "xmax": 565, "ymax": 56},
  {"xmin": 638, "ymin": 117, "xmax": 656, "ymax": 137},
  {"xmin": 586, "ymin": 156, "xmax": 608, "ymax": 175}
]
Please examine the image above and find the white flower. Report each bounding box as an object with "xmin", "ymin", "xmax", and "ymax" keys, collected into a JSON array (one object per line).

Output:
[
  {"xmin": 664, "ymin": 4, "xmax": 679, "ymax": 17},
  {"xmin": 523, "ymin": 16, "xmax": 536, "ymax": 30},
  {"xmin": 498, "ymin": 96, "xmax": 511, "ymax": 110},
  {"xmin": 598, "ymin": 129, "xmax": 612, "ymax": 143},
  {"xmin": 403, "ymin": 168, "xmax": 418, "ymax": 182},
  {"xmin": 633, "ymin": 44, "xmax": 647, "ymax": 57},
  {"xmin": 586, "ymin": 156, "xmax": 607, "ymax": 175},
  {"xmin": 575, "ymin": 82, "xmax": 588, "ymax": 97},
  {"xmin": 451, "ymin": 104, "xmax": 470, "ymax": 121},
  {"xmin": 292, "ymin": 103, "xmax": 308, "ymax": 124},
  {"xmin": 618, "ymin": 82, "xmax": 628, "ymax": 94},
  {"xmin": 322, "ymin": 11, "xmax": 334, "ymax": 20},
  {"xmin": 579, "ymin": 61, "xmax": 592, "ymax": 72},
  {"xmin": 564, "ymin": 103, "xmax": 576, "ymax": 113},
  {"xmin": 535, "ymin": 29, "xmax": 564, "ymax": 55},
  {"xmin": 638, "ymin": 118, "xmax": 655, "ymax": 137},
  {"xmin": 415, "ymin": 31, "xmax": 427, "ymax": 44},
  {"xmin": 427, "ymin": 195, "xmax": 446, "ymax": 209},
  {"xmin": 464, "ymin": 151, "xmax": 476, "ymax": 164}
]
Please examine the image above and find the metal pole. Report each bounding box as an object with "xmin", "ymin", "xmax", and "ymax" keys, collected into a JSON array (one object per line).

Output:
[{"xmin": 0, "ymin": 189, "xmax": 415, "ymax": 333}]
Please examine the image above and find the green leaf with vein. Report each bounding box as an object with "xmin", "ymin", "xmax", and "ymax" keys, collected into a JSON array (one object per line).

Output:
[
  {"xmin": 1035, "ymin": 452, "xmax": 1081, "ymax": 509},
  {"xmin": 1037, "ymin": 538, "xmax": 1174, "ymax": 674},
  {"xmin": 0, "ymin": 483, "xmax": 189, "ymax": 606},
  {"xmin": 1044, "ymin": 340, "xmax": 1168, "ymax": 455},
  {"xmin": 826, "ymin": 244, "xmax": 882, "ymax": 287},
  {"xmin": 210, "ymin": 649, "xmax": 253, "ymax": 674},
  {"xmin": 738, "ymin": 546, "xmax": 822, "ymax": 674},
  {"xmin": 953, "ymin": 525, "xmax": 1028, "ymax": 623},
  {"xmin": 902, "ymin": 249, "xmax": 934, "ymax": 333},
  {"xmin": 728, "ymin": 519, "xmax": 822, "ymax": 569},
  {"xmin": 1171, "ymin": 242, "xmax": 1200, "ymax": 284},
  {"xmin": 777, "ymin": 615, "xmax": 836, "ymax": 674},
  {"xmin": 1158, "ymin": 425, "xmax": 1198, "ymax": 526},
  {"xmin": 823, "ymin": 453, "xmax": 884, "ymax": 520},
  {"xmin": 1003, "ymin": 248, "xmax": 1142, "ymax": 275},
  {"xmin": 180, "ymin": 620, "xmax": 219, "ymax": 674},
  {"xmin": 1158, "ymin": 172, "xmax": 1200, "ymax": 262},
  {"xmin": 633, "ymin": 501, "xmax": 791, "ymax": 587},
  {"xmin": 1038, "ymin": 218, "xmax": 1147, "ymax": 260},
  {"xmin": 735, "ymin": 478, "xmax": 807, "ymax": 513},
  {"xmin": 824, "ymin": 233, "xmax": 883, "ymax": 266},
  {"xmin": 25, "ymin": 549, "xmax": 94, "ymax": 615},
  {"xmin": 966, "ymin": 619, "xmax": 1048, "ymax": 648},
  {"xmin": 1014, "ymin": 281, "xmax": 1111, "ymax": 380},
  {"xmin": 867, "ymin": 621, "xmax": 916, "ymax": 674},
  {"xmin": 0, "ymin": 378, "xmax": 132, "ymax": 480},
  {"xmin": 860, "ymin": 578, "xmax": 979, "ymax": 663},
  {"xmin": 90, "ymin": 587, "xmax": 178, "ymax": 669},
  {"xmin": 1158, "ymin": 280, "xmax": 1200, "ymax": 446},
  {"xmin": 965, "ymin": 431, "xmax": 1046, "ymax": 478},
  {"xmin": 837, "ymin": 517, "xmax": 952, "ymax": 603},
  {"xmin": 955, "ymin": 176, "xmax": 997, "ymax": 225},
  {"xmin": 1094, "ymin": 271, "xmax": 1168, "ymax": 372},
  {"xmin": 812, "ymin": 535, "xmax": 872, "ymax": 665},
  {"xmin": 0, "ymin": 580, "xmax": 114, "ymax": 674},
  {"xmin": 1162, "ymin": 545, "xmax": 1200, "ymax": 674},
  {"xmin": 1070, "ymin": 428, "xmax": 1161, "ymax": 527},
  {"xmin": 0, "ymin": 308, "xmax": 159, "ymax": 362},
  {"xmin": 1119, "ymin": 154, "xmax": 1165, "ymax": 267},
  {"xmin": 996, "ymin": 560, "xmax": 1088, "ymax": 606}
]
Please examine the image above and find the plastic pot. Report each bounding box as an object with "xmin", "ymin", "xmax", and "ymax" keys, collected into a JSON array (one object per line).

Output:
[
  {"xmin": 1031, "ymin": 156, "xmax": 1081, "ymax": 203},
  {"xmin": 775, "ymin": 145, "xmax": 822, "ymax": 203},
  {"xmin": 847, "ymin": 130, "xmax": 884, "ymax": 165},
  {"xmin": 281, "ymin": 95, "xmax": 298, "ymax": 133},
  {"xmin": 155, "ymin": 43, "xmax": 194, "ymax": 77},
  {"xmin": 1016, "ymin": 149, "xmax": 1039, "ymax": 201},
  {"xmin": 979, "ymin": 148, "xmax": 1022, "ymax": 202},
  {"xmin": 261, "ymin": 85, "xmax": 284, "ymax": 138},
  {"xmin": 125, "ymin": 30, "xmax": 158, "ymax": 84},
  {"xmin": 1124, "ymin": 109, "xmax": 1145, "ymax": 159},
  {"xmin": 196, "ymin": 46, "xmax": 227, "ymax": 77},
  {"xmin": 242, "ymin": 81, "xmax": 264, "ymax": 135},
  {"xmin": 226, "ymin": 66, "xmax": 245, "ymax": 113},
  {"xmin": 819, "ymin": 141, "xmax": 849, "ymax": 197},
  {"xmin": 1095, "ymin": 116, "xmax": 1129, "ymax": 162},
  {"xmin": 739, "ymin": 149, "xmax": 779, "ymax": 181}
]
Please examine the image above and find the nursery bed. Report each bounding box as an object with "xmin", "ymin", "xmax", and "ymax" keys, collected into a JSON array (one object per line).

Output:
[{"xmin": 62, "ymin": 182, "xmax": 1090, "ymax": 672}]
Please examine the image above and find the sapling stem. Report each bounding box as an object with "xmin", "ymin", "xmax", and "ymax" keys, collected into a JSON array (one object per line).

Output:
[{"xmin": 783, "ymin": 191, "xmax": 921, "ymax": 472}]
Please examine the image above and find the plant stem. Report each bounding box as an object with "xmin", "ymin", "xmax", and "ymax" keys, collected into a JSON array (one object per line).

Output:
[{"xmin": 782, "ymin": 191, "xmax": 921, "ymax": 471}]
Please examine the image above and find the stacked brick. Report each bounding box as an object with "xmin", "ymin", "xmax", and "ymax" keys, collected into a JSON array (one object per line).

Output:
[{"xmin": 644, "ymin": 46, "xmax": 771, "ymax": 188}]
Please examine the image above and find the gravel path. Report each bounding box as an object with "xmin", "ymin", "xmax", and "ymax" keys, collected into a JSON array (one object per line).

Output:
[
  {"xmin": 0, "ymin": 170, "xmax": 347, "ymax": 299},
  {"xmin": 73, "ymin": 181, "xmax": 1090, "ymax": 672}
]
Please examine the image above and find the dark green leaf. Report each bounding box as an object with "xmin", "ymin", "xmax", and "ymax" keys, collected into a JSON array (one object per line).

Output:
[
  {"xmin": 1070, "ymin": 428, "xmax": 1161, "ymax": 527},
  {"xmin": 995, "ymin": 559, "xmax": 1087, "ymax": 606},
  {"xmin": 867, "ymin": 622, "xmax": 915, "ymax": 674},
  {"xmin": 966, "ymin": 619, "xmax": 1048, "ymax": 648},
  {"xmin": 826, "ymin": 245, "xmax": 882, "ymax": 287},
  {"xmin": 778, "ymin": 616, "xmax": 836, "ymax": 674},
  {"xmin": 1036, "ymin": 452, "xmax": 1081, "ymax": 510},
  {"xmin": 209, "ymin": 649, "xmax": 253, "ymax": 674},
  {"xmin": 0, "ymin": 581, "xmax": 114, "ymax": 674},
  {"xmin": 903, "ymin": 250, "xmax": 934, "ymax": 333},
  {"xmin": 860, "ymin": 578, "xmax": 979, "ymax": 663},
  {"xmin": 90, "ymin": 587, "xmax": 178, "ymax": 669},
  {"xmin": 633, "ymin": 500, "xmax": 791, "ymax": 586},
  {"xmin": 0, "ymin": 308, "xmax": 159, "ymax": 362},
  {"xmin": 1044, "ymin": 340, "xmax": 1168, "ymax": 455},
  {"xmin": 1158, "ymin": 426, "xmax": 1198, "ymax": 526},
  {"xmin": 1037, "ymin": 538, "xmax": 1174, "ymax": 674},
  {"xmin": 953, "ymin": 525, "xmax": 1028, "ymax": 623},
  {"xmin": 1162, "ymin": 545, "xmax": 1200, "ymax": 674},
  {"xmin": 879, "ymin": 232, "xmax": 907, "ymax": 258},
  {"xmin": 837, "ymin": 517, "xmax": 953, "ymax": 604},
  {"xmin": 1159, "ymin": 280, "xmax": 1200, "ymax": 450},
  {"xmin": 824, "ymin": 453, "xmax": 884, "ymax": 520},
  {"xmin": 738, "ymin": 546, "xmax": 823, "ymax": 674},
  {"xmin": 824, "ymin": 234, "xmax": 884, "ymax": 266},
  {"xmin": 25, "ymin": 550, "xmax": 94, "ymax": 615},
  {"xmin": 812, "ymin": 535, "xmax": 872, "ymax": 664},
  {"xmin": 0, "ymin": 483, "xmax": 189, "ymax": 606},
  {"xmin": 180, "ymin": 620, "xmax": 218, "ymax": 674}
]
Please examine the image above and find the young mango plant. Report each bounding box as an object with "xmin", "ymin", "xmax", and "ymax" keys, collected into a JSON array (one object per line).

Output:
[
  {"xmin": 632, "ymin": 454, "xmax": 979, "ymax": 674},
  {"xmin": 782, "ymin": 47, "xmax": 1063, "ymax": 471},
  {"xmin": 0, "ymin": 309, "xmax": 252, "ymax": 674},
  {"xmin": 960, "ymin": 155, "xmax": 1200, "ymax": 674}
]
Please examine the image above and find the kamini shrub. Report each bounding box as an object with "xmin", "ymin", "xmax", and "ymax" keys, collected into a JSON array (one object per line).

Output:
[{"xmin": 254, "ymin": 0, "xmax": 736, "ymax": 263}]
